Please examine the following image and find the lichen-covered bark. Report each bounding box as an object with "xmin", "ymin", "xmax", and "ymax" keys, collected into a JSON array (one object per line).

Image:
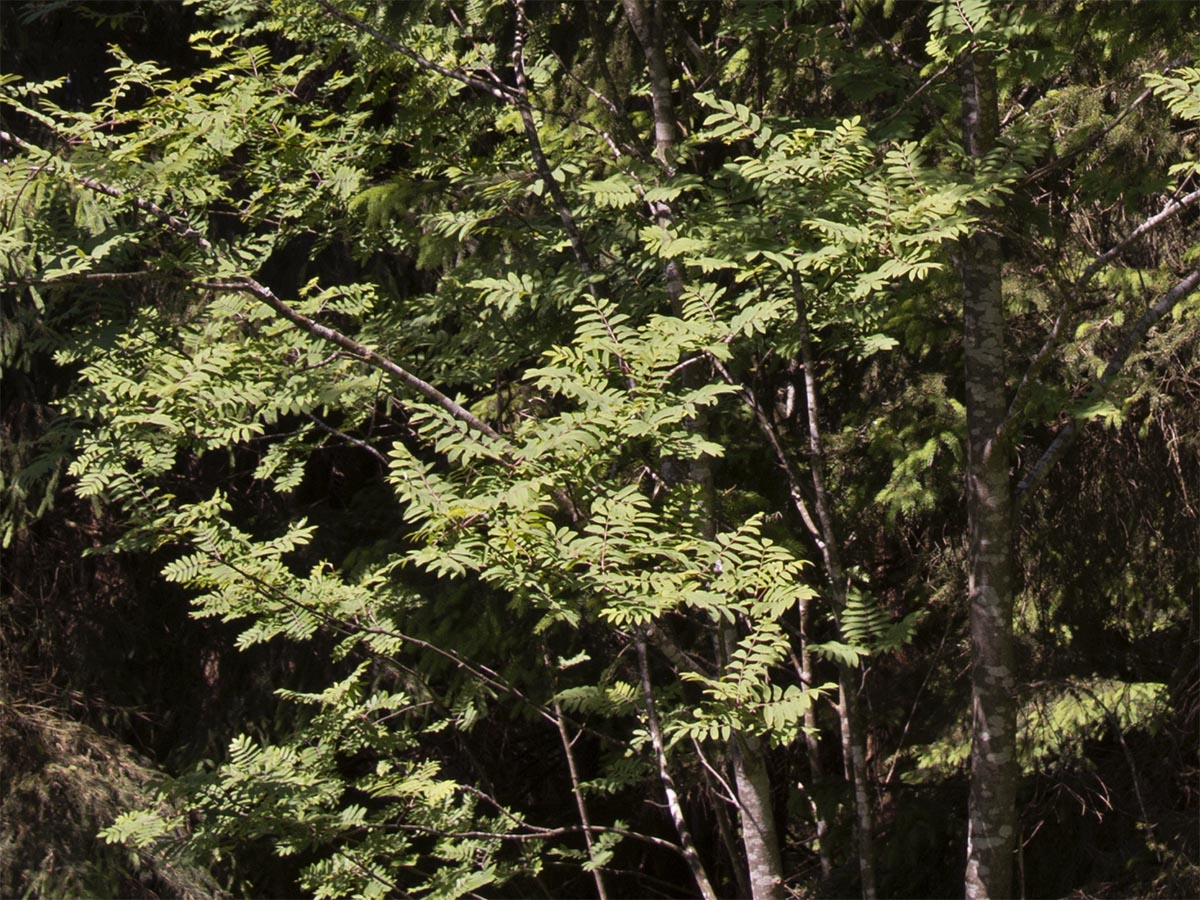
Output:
[{"xmin": 959, "ymin": 47, "xmax": 1018, "ymax": 900}]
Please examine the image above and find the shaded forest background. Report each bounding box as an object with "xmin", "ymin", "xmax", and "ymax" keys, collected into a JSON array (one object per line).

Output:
[{"xmin": 1, "ymin": 1, "xmax": 1197, "ymax": 898}]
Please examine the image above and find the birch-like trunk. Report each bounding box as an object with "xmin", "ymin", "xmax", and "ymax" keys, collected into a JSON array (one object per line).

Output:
[
  {"xmin": 797, "ymin": 597, "xmax": 833, "ymax": 881},
  {"xmin": 959, "ymin": 47, "xmax": 1018, "ymax": 900},
  {"xmin": 621, "ymin": 3, "xmax": 785, "ymax": 896},
  {"xmin": 794, "ymin": 279, "xmax": 877, "ymax": 900}
]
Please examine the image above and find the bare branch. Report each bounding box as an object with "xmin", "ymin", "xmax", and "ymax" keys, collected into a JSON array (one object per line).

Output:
[
  {"xmin": 1087, "ymin": 186, "xmax": 1200, "ymax": 282},
  {"xmin": 1016, "ymin": 263, "xmax": 1200, "ymax": 504},
  {"xmin": 706, "ymin": 352, "xmax": 824, "ymax": 545},
  {"xmin": 1003, "ymin": 186, "xmax": 1200, "ymax": 437},
  {"xmin": 304, "ymin": 412, "xmax": 389, "ymax": 466},
  {"xmin": 511, "ymin": 0, "xmax": 596, "ymax": 278},
  {"xmin": 311, "ymin": 0, "xmax": 516, "ymax": 104},
  {"xmin": 372, "ymin": 817, "xmax": 686, "ymax": 857},
  {"xmin": 2, "ymin": 271, "xmax": 184, "ymax": 290}
]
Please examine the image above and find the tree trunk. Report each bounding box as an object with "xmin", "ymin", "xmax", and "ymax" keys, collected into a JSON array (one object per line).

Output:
[
  {"xmin": 794, "ymin": 277, "xmax": 877, "ymax": 900},
  {"xmin": 623, "ymin": 4, "xmax": 786, "ymax": 897},
  {"xmin": 637, "ymin": 634, "xmax": 720, "ymax": 900},
  {"xmin": 797, "ymin": 597, "xmax": 833, "ymax": 881},
  {"xmin": 731, "ymin": 734, "xmax": 785, "ymax": 900},
  {"xmin": 959, "ymin": 46, "xmax": 1018, "ymax": 900}
]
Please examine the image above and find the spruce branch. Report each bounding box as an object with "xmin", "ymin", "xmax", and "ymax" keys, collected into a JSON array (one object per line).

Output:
[
  {"xmin": 1016, "ymin": 263, "xmax": 1200, "ymax": 504},
  {"xmin": 1003, "ymin": 186, "xmax": 1200, "ymax": 441}
]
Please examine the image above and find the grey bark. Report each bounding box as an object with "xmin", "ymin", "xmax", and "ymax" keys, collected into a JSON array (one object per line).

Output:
[
  {"xmin": 636, "ymin": 634, "xmax": 719, "ymax": 900},
  {"xmin": 794, "ymin": 278, "xmax": 877, "ymax": 900},
  {"xmin": 959, "ymin": 47, "xmax": 1018, "ymax": 900},
  {"xmin": 731, "ymin": 734, "xmax": 785, "ymax": 900}
]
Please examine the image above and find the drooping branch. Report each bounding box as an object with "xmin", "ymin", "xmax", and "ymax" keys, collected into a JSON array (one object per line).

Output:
[
  {"xmin": 186, "ymin": 532, "xmax": 623, "ymax": 744},
  {"xmin": 202, "ymin": 278, "xmax": 504, "ymax": 443},
  {"xmin": 0, "ymin": 129, "xmax": 506, "ymax": 446},
  {"xmin": 1016, "ymin": 263, "xmax": 1200, "ymax": 504},
  {"xmin": 1, "ymin": 129, "xmax": 213, "ymax": 253}
]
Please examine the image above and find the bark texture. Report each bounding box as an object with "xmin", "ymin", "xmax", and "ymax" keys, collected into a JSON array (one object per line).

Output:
[
  {"xmin": 959, "ymin": 48, "xmax": 1018, "ymax": 900},
  {"xmin": 731, "ymin": 735, "xmax": 785, "ymax": 900}
]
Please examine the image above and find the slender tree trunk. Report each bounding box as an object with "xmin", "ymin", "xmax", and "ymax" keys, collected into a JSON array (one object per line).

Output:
[
  {"xmin": 795, "ymin": 598, "xmax": 833, "ymax": 881},
  {"xmin": 959, "ymin": 46, "xmax": 1018, "ymax": 900},
  {"xmin": 619, "ymin": 0, "xmax": 676, "ymax": 169},
  {"xmin": 545, "ymin": 649, "xmax": 609, "ymax": 900},
  {"xmin": 730, "ymin": 733, "xmax": 785, "ymax": 900},
  {"xmin": 794, "ymin": 278, "xmax": 877, "ymax": 900},
  {"xmin": 623, "ymin": 4, "xmax": 785, "ymax": 897},
  {"xmin": 636, "ymin": 634, "xmax": 720, "ymax": 900}
]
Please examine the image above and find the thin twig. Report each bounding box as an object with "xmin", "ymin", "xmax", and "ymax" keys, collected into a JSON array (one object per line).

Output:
[
  {"xmin": 543, "ymin": 646, "xmax": 610, "ymax": 900},
  {"xmin": 311, "ymin": 0, "xmax": 516, "ymax": 104},
  {"xmin": 303, "ymin": 412, "xmax": 389, "ymax": 466},
  {"xmin": 706, "ymin": 351, "xmax": 824, "ymax": 545}
]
